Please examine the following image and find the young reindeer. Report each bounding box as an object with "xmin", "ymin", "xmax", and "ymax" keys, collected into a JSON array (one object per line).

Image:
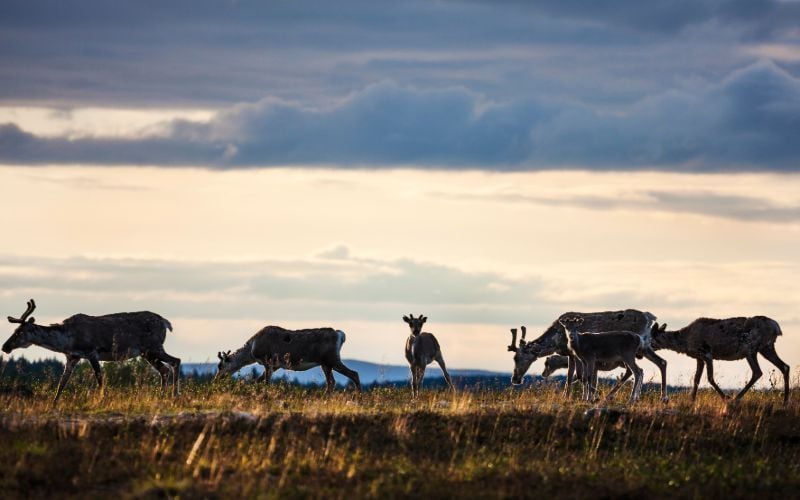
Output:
[
  {"xmin": 559, "ymin": 316, "xmax": 644, "ymax": 403},
  {"xmin": 651, "ymin": 316, "xmax": 789, "ymax": 404},
  {"xmin": 2, "ymin": 299, "xmax": 180, "ymax": 402},
  {"xmin": 215, "ymin": 325, "xmax": 361, "ymax": 393},
  {"xmin": 402, "ymin": 314, "xmax": 454, "ymax": 396}
]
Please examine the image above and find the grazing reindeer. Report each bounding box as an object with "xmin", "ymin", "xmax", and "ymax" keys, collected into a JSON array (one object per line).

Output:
[
  {"xmin": 508, "ymin": 309, "xmax": 667, "ymax": 401},
  {"xmin": 403, "ymin": 314, "xmax": 454, "ymax": 396},
  {"xmin": 559, "ymin": 316, "xmax": 644, "ymax": 403},
  {"xmin": 542, "ymin": 354, "xmax": 629, "ymax": 389},
  {"xmin": 2, "ymin": 299, "xmax": 180, "ymax": 402},
  {"xmin": 651, "ymin": 317, "xmax": 789, "ymax": 404},
  {"xmin": 215, "ymin": 325, "xmax": 361, "ymax": 392}
]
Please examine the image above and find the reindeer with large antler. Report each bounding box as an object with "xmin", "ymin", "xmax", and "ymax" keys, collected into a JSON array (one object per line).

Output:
[
  {"xmin": 403, "ymin": 314, "xmax": 454, "ymax": 396},
  {"xmin": 215, "ymin": 325, "xmax": 361, "ymax": 393},
  {"xmin": 2, "ymin": 299, "xmax": 180, "ymax": 402}
]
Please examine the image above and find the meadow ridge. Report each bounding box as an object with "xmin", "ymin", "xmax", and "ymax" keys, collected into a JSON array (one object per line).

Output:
[{"xmin": 1, "ymin": 373, "xmax": 799, "ymax": 499}]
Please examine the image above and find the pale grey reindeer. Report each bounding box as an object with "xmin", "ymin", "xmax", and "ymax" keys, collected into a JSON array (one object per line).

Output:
[
  {"xmin": 215, "ymin": 325, "xmax": 361, "ymax": 392},
  {"xmin": 542, "ymin": 354, "xmax": 629, "ymax": 396},
  {"xmin": 559, "ymin": 316, "xmax": 644, "ymax": 403},
  {"xmin": 542, "ymin": 354, "xmax": 633, "ymax": 382},
  {"xmin": 508, "ymin": 309, "xmax": 668, "ymax": 401},
  {"xmin": 651, "ymin": 316, "xmax": 789, "ymax": 404},
  {"xmin": 403, "ymin": 314, "xmax": 454, "ymax": 396},
  {"xmin": 2, "ymin": 299, "xmax": 180, "ymax": 402}
]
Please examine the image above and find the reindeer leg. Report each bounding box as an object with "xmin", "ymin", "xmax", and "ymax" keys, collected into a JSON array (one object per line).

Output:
[
  {"xmin": 605, "ymin": 367, "xmax": 633, "ymax": 401},
  {"xmin": 704, "ymin": 358, "xmax": 728, "ymax": 401},
  {"xmin": 759, "ymin": 345, "xmax": 790, "ymax": 405},
  {"xmin": 417, "ymin": 366, "xmax": 425, "ymax": 394},
  {"xmin": 144, "ymin": 354, "xmax": 171, "ymax": 393},
  {"xmin": 435, "ymin": 354, "xmax": 455, "ymax": 393},
  {"xmin": 257, "ymin": 362, "xmax": 273, "ymax": 384},
  {"xmin": 54, "ymin": 355, "xmax": 80, "ymax": 403},
  {"xmin": 734, "ymin": 353, "xmax": 762, "ymax": 401},
  {"xmin": 629, "ymin": 361, "xmax": 643, "ymax": 403},
  {"xmin": 332, "ymin": 361, "xmax": 362, "ymax": 392},
  {"xmin": 691, "ymin": 358, "xmax": 705, "ymax": 400},
  {"xmin": 586, "ymin": 360, "xmax": 597, "ymax": 402},
  {"xmin": 642, "ymin": 348, "xmax": 668, "ymax": 402},
  {"xmin": 87, "ymin": 355, "xmax": 103, "ymax": 391},
  {"xmin": 563, "ymin": 355, "xmax": 576, "ymax": 399},
  {"xmin": 321, "ymin": 365, "xmax": 335, "ymax": 394},
  {"xmin": 153, "ymin": 350, "xmax": 181, "ymax": 397}
]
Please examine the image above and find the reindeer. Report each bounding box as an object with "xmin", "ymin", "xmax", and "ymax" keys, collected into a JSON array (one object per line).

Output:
[
  {"xmin": 508, "ymin": 309, "xmax": 668, "ymax": 401},
  {"xmin": 542, "ymin": 354, "xmax": 628, "ymax": 387},
  {"xmin": 2, "ymin": 299, "xmax": 180, "ymax": 402},
  {"xmin": 215, "ymin": 325, "xmax": 361, "ymax": 392},
  {"xmin": 402, "ymin": 314, "xmax": 454, "ymax": 396},
  {"xmin": 651, "ymin": 316, "xmax": 789, "ymax": 404},
  {"xmin": 559, "ymin": 316, "xmax": 644, "ymax": 402}
]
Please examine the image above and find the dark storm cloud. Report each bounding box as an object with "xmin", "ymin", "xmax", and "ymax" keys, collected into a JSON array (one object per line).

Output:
[
  {"xmin": 1, "ymin": 61, "xmax": 799, "ymax": 171},
  {"xmin": 0, "ymin": 1, "xmax": 799, "ymax": 107}
]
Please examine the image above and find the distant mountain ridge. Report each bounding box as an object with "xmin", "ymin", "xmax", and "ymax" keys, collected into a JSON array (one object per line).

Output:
[{"xmin": 183, "ymin": 359, "xmax": 509, "ymax": 386}]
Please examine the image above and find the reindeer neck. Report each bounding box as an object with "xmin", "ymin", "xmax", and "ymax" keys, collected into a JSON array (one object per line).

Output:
[
  {"xmin": 27, "ymin": 324, "xmax": 72, "ymax": 353},
  {"xmin": 564, "ymin": 328, "xmax": 580, "ymax": 351},
  {"xmin": 528, "ymin": 323, "xmax": 566, "ymax": 355},
  {"xmin": 229, "ymin": 342, "xmax": 257, "ymax": 372},
  {"xmin": 655, "ymin": 329, "xmax": 689, "ymax": 353}
]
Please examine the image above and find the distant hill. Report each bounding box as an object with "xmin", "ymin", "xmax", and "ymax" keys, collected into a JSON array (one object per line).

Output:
[{"xmin": 182, "ymin": 359, "xmax": 510, "ymax": 387}]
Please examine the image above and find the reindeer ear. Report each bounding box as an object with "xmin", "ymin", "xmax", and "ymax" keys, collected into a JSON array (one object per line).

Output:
[
  {"xmin": 421, "ymin": 315, "xmax": 427, "ymax": 323},
  {"xmin": 27, "ymin": 317, "xmax": 35, "ymax": 324},
  {"xmin": 402, "ymin": 315, "xmax": 410, "ymax": 324},
  {"xmin": 217, "ymin": 351, "xmax": 223, "ymax": 360},
  {"xmin": 659, "ymin": 323, "xmax": 667, "ymax": 332}
]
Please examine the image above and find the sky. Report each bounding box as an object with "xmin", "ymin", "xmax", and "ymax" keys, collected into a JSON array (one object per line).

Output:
[{"xmin": 1, "ymin": 1, "xmax": 799, "ymax": 388}]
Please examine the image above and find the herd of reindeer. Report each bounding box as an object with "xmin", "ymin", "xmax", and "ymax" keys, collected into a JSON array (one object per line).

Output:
[{"xmin": 1, "ymin": 299, "xmax": 792, "ymax": 405}]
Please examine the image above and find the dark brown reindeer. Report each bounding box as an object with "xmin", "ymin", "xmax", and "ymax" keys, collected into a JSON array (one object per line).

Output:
[
  {"xmin": 403, "ymin": 314, "xmax": 454, "ymax": 396},
  {"xmin": 2, "ymin": 299, "xmax": 180, "ymax": 402},
  {"xmin": 508, "ymin": 309, "xmax": 668, "ymax": 401},
  {"xmin": 651, "ymin": 316, "xmax": 790, "ymax": 404},
  {"xmin": 215, "ymin": 325, "xmax": 361, "ymax": 392},
  {"xmin": 559, "ymin": 316, "xmax": 644, "ymax": 402}
]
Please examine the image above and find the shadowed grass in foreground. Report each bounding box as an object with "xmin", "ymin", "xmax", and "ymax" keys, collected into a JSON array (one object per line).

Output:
[{"xmin": 1, "ymin": 379, "xmax": 799, "ymax": 498}]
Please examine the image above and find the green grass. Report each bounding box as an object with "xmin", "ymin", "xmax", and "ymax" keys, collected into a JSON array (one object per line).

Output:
[{"xmin": 1, "ymin": 378, "xmax": 799, "ymax": 498}]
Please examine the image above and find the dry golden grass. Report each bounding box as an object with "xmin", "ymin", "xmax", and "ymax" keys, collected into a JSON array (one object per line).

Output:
[{"xmin": 1, "ymin": 378, "xmax": 799, "ymax": 498}]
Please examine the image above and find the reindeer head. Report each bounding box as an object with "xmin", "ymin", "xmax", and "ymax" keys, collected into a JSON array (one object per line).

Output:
[
  {"xmin": 650, "ymin": 322, "xmax": 668, "ymax": 349},
  {"xmin": 3, "ymin": 299, "xmax": 37, "ymax": 353},
  {"xmin": 542, "ymin": 355, "xmax": 568, "ymax": 378},
  {"xmin": 402, "ymin": 314, "xmax": 427, "ymax": 336},
  {"xmin": 509, "ymin": 326, "xmax": 539, "ymax": 384},
  {"xmin": 558, "ymin": 315, "xmax": 584, "ymax": 334},
  {"xmin": 215, "ymin": 350, "xmax": 235, "ymax": 379}
]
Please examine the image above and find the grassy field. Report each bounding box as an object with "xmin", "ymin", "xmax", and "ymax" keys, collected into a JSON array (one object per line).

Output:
[{"xmin": 1, "ymin": 375, "xmax": 799, "ymax": 499}]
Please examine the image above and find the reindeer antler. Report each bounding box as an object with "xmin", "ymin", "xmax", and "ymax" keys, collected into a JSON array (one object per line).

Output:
[
  {"xmin": 7, "ymin": 299, "xmax": 36, "ymax": 324},
  {"xmin": 520, "ymin": 326, "xmax": 527, "ymax": 341},
  {"xmin": 508, "ymin": 328, "xmax": 518, "ymax": 352}
]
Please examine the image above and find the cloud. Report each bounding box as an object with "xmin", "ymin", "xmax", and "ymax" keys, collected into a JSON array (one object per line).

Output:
[
  {"xmin": 0, "ymin": 0, "xmax": 798, "ymax": 109},
  {"xmin": 0, "ymin": 253, "xmax": 548, "ymax": 325},
  {"xmin": 438, "ymin": 185, "xmax": 800, "ymax": 224},
  {"xmin": 1, "ymin": 61, "xmax": 799, "ymax": 171}
]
